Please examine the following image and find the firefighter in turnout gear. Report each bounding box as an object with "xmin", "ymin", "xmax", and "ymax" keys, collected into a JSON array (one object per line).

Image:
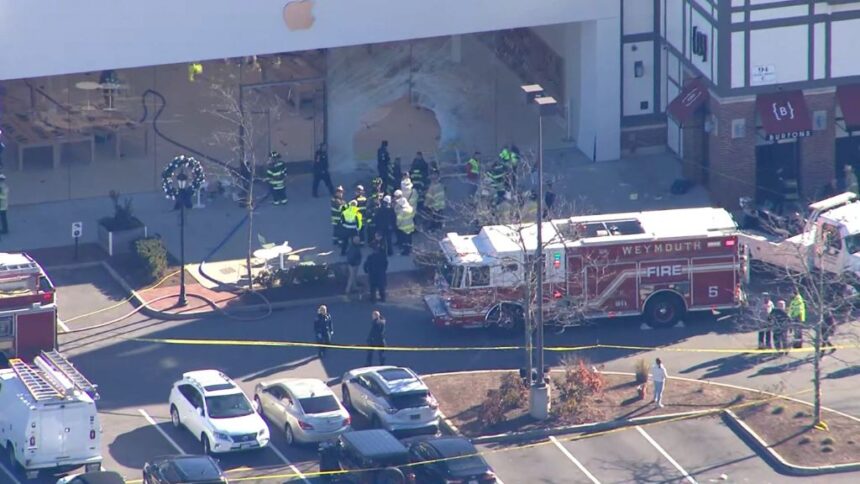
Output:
[
  {"xmin": 266, "ymin": 151, "xmax": 288, "ymax": 205},
  {"xmin": 365, "ymin": 191, "xmax": 383, "ymax": 245},
  {"xmin": 371, "ymin": 177, "xmax": 385, "ymax": 199},
  {"xmin": 352, "ymin": 185, "xmax": 369, "ymax": 242},
  {"xmin": 331, "ymin": 186, "xmax": 347, "ymax": 246},
  {"xmin": 387, "ymin": 157, "xmax": 403, "ymax": 196},
  {"xmin": 466, "ymin": 151, "xmax": 481, "ymax": 184},
  {"xmin": 394, "ymin": 192, "xmax": 415, "ymax": 256},
  {"xmin": 410, "ymin": 151, "xmax": 429, "ymax": 200},
  {"xmin": 377, "ymin": 141, "xmax": 391, "ymax": 190},
  {"xmin": 488, "ymin": 160, "xmax": 508, "ymax": 200},
  {"xmin": 340, "ymin": 200, "xmax": 363, "ymax": 255},
  {"xmin": 423, "ymin": 172, "xmax": 446, "ymax": 231}
]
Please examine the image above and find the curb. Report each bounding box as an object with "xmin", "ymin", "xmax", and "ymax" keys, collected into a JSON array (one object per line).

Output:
[{"xmin": 723, "ymin": 409, "xmax": 860, "ymax": 476}]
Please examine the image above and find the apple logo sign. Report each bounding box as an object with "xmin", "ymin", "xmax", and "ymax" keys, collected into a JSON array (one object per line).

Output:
[{"xmin": 283, "ymin": 0, "xmax": 315, "ymax": 31}]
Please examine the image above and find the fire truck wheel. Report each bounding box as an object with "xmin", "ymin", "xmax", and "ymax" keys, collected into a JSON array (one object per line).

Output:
[
  {"xmin": 645, "ymin": 293, "xmax": 685, "ymax": 328},
  {"xmin": 488, "ymin": 304, "xmax": 524, "ymax": 332}
]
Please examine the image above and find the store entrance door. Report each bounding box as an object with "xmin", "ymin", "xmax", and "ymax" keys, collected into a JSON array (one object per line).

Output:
[
  {"xmin": 836, "ymin": 136, "xmax": 860, "ymax": 187},
  {"xmin": 755, "ymin": 140, "xmax": 800, "ymax": 212}
]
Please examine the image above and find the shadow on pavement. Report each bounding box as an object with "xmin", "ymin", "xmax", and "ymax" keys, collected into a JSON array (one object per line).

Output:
[
  {"xmin": 825, "ymin": 365, "xmax": 860, "ymax": 379},
  {"xmin": 680, "ymin": 353, "xmax": 775, "ymax": 379}
]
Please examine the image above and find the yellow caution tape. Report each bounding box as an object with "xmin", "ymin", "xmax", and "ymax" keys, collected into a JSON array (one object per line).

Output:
[{"xmin": 129, "ymin": 336, "xmax": 852, "ymax": 355}]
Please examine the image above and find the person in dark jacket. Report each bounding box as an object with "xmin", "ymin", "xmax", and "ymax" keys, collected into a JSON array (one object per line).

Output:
[
  {"xmin": 410, "ymin": 152, "xmax": 429, "ymax": 198},
  {"xmin": 770, "ymin": 300, "xmax": 791, "ymax": 353},
  {"xmin": 345, "ymin": 236, "xmax": 363, "ymax": 294},
  {"xmin": 377, "ymin": 141, "xmax": 391, "ymax": 189},
  {"xmin": 312, "ymin": 142, "xmax": 334, "ymax": 197},
  {"xmin": 823, "ymin": 311, "xmax": 837, "ymax": 353},
  {"xmin": 314, "ymin": 305, "xmax": 334, "ymax": 358},
  {"xmin": 366, "ymin": 310, "xmax": 386, "ymax": 365},
  {"xmin": 364, "ymin": 247, "xmax": 389, "ymax": 303},
  {"xmin": 375, "ymin": 195, "xmax": 396, "ymax": 256},
  {"xmin": 387, "ymin": 157, "xmax": 403, "ymax": 196}
]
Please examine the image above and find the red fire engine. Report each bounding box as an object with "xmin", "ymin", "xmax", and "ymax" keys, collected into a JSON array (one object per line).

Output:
[
  {"xmin": 425, "ymin": 207, "xmax": 746, "ymax": 329},
  {"xmin": 0, "ymin": 253, "xmax": 58, "ymax": 362}
]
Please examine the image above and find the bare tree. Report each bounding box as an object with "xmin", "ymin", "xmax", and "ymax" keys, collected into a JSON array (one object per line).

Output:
[{"xmin": 207, "ymin": 77, "xmax": 284, "ymax": 290}]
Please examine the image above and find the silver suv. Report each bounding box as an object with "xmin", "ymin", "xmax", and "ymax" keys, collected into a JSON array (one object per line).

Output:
[{"xmin": 340, "ymin": 366, "xmax": 440, "ymax": 435}]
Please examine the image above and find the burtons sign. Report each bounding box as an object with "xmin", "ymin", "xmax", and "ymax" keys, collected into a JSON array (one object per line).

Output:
[{"xmin": 621, "ymin": 241, "xmax": 702, "ymax": 256}]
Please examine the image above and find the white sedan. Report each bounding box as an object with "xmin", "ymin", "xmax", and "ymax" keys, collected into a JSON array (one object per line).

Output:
[{"xmin": 253, "ymin": 378, "xmax": 351, "ymax": 445}]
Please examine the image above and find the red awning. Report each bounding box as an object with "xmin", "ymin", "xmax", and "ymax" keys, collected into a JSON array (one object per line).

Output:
[
  {"xmin": 667, "ymin": 79, "xmax": 709, "ymax": 124},
  {"xmin": 837, "ymin": 84, "xmax": 860, "ymax": 130},
  {"xmin": 755, "ymin": 91, "xmax": 812, "ymax": 141}
]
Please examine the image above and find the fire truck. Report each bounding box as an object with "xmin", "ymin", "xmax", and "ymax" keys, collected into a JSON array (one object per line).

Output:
[
  {"xmin": 424, "ymin": 207, "xmax": 747, "ymax": 329},
  {"xmin": 0, "ymin": 253, "xmax": 58, "ymax": 362}
]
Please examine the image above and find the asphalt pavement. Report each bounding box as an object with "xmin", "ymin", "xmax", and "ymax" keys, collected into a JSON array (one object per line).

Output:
[{"xmin": 5, "ymin": 265, "xmax": 860, "ymax": 482}]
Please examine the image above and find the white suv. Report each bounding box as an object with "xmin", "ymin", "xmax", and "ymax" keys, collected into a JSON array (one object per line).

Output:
[
  {"xmin": 341, "ymin": 366, "xmax": 440, "ymax": 435},
  {"xmin": 168, "ymin": 370, "xmax": 270, "ymax": 454}
]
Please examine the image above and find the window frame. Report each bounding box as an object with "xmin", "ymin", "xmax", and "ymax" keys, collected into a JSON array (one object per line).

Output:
[{"xmin": 467, "ymin": 266, "xmax": 491, "ymax": 288}]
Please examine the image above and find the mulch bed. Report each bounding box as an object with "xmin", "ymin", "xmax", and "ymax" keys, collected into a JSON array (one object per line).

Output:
[
  {"xmin": 736, "ymin": 400, "xmax": 860, "ymax": 467},
  {"xmin": 107, "ymin": 252, "xmax": 190, "ymax": 290},
  {"xmin": 426, "ymin": 370, "xmax": 766, "ymax": 438}
]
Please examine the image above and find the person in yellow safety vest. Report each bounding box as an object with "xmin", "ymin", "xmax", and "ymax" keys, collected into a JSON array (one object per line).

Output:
[
  {"xmin": 394, "ymin": 195, "xmax": 415, "ymax": 256},
  {"xmin": 466, "ymin": 151, "xmax": 481, "ymax": 190},
  {"xmin": 352, "ymin": 185, "xmax": 368, "ymax": 242},
  {"xmin": 401, "ymin": 175, "xmax": 418, "ymax": 209},
  {"xmin": 423, "ymin": 173, "xmax": 446, "ymax": 231},
  {"xmin": 266, "ymin": 151, "xmax": 288, "ymax": 205},
  {"xmin": 331, "ymin": 186, "xmax": 347, "ymax": 246},
  {"xmin": 522, "ymin": 191, "xmax": 538, "ymax": 222},
  {"xmin": 340, "ymin": 200, "xmax": 363, "ymax": 256},
  {"xmin": 498, "ymin": 146, "xmax": 512, "ymax": 164},
  {"xmin": 789, "ymin": 289, "xmax": 806, "ymax": 348},
  {"xmin": 188, "ymin": 63, "xmax": 203, "ymax": 82}
]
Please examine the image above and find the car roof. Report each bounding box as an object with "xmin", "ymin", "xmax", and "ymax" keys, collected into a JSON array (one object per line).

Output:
[
  {"xmin": 340, "ymin": 430, "xmax": 409, "ymax": 460},
  {"xmin": 369, "ymin": 367, "xmax": 427, "ymax": 394},
  {"xmin": 181, "ymin": 370, "xmax": 238, "ymax": 395},
  {"xmin": 423, "ymin": 436, "xmax": 479, "ymax": 457},
  {"xmin": 278, "ymin": 378, "xmax": 333, "ymax": 399},
  {"xmin": 69, "ymin": 471, "xmax": 126, "ymax": 484},
  {"xmin": 151, "ymin": 455, "xmax": 223, "ymax": 481}
]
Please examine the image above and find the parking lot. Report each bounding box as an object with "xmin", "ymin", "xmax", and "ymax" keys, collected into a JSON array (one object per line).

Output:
[{"xmin": 5, "ymin": 266, "xmax": 860, "ymax": 483}]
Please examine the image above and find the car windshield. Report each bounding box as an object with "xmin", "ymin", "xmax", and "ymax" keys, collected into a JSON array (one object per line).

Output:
[
  {"xmin": 299, "ymin": 395, "xmax": 340, "ymax": 414},
  {"xmin": 845, "ymin": 233, "xmax": 860, "ymax": 254},
  {"xmin": 205, "ymin": 393, "xmax": 254, "ymax": 419},
  {"xmin": 388, "ymin": 391, "xmax": 430, "ymax": 410},
  {"xmin": 441, "ymin": 263, "xmax": 463, "ymax": 288}
]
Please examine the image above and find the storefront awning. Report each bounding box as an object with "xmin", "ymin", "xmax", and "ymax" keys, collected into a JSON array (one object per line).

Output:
[
  {"xmin": 667, "ymin": 79, "xmax": 709, "ymax": 124},
  {"xmin": 755, "ymin": 91, "xmax": 812, "ymax": 141},
  {"xmin": 837, "ymin": 84, "xmax": 860, "ymax": 131}
]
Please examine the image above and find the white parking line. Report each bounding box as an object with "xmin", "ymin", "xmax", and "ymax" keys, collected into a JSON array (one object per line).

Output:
[
  {"xmin": 268, "ymin": 444, "xmax": 310, "ymax": 484},
  {"xmin": 57, "ymin": 317, "xmax": 71, "ymax": 333},
  {"xmin": 635, "ymin": 426, "xmax": 697, "ymax": 484},
  {"xmin": 549, "ymin": 436, "xmax": 601, "ymax": 484},
  {"xmin": 0, "ymin": 461, "xmax": 22, "ymax": 484},
  {"xmin": 138, "ymin": 408, "xmax": 187, "ymax": 455}
]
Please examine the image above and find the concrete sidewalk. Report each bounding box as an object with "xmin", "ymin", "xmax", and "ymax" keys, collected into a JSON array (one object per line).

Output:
[{"xmin": 0, "ymin": 152, "xmax": 711, "ymax": 267}]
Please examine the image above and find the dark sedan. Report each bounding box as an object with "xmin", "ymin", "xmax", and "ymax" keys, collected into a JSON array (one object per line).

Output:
[
  {"xmin": 143, "ymin": 455, "xmax": 227, "ymax": 484},
  {"xmin": 406, "ymin": 436, "xmax": 497, "ymax": 483}
]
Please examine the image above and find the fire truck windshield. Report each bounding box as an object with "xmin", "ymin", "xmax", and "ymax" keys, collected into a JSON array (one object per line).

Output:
[
  {"xmin": 441, "ymin": 264, "xmax": 464, "ymax": 288},
  {"xmin": 846, "ymin": 233, "xmax": 860, "ymax": 254}
]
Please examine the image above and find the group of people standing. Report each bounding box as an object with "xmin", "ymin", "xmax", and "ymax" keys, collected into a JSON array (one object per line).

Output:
[
  {"xmin": 313, "ymin": 305, "xmax": 388, "ymax": 366},
  {"xmin": 756, "ymin": 290, "xmax": 837, "ymax": 352}
]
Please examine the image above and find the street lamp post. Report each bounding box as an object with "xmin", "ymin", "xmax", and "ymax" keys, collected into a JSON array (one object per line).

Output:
[
  {"xmin": 176, "ymin": 172, "xmax": 190, "ymax": 307},
  {"xmin": 522, "ymin": 84, "xmax": 557, "ymax": 420}
]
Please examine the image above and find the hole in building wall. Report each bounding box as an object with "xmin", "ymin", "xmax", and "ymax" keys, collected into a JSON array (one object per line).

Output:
[{"xmin": 353, "ymin": 95, "xmax": 441, "ymax": 162}]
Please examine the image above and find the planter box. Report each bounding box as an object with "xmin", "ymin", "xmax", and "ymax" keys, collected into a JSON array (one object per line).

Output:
[{"xmin": 98, "ymin": 223, "xmax": 148, "ymax": 256}]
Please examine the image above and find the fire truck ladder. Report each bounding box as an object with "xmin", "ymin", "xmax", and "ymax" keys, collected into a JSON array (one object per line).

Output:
[
  {"xmin": 9, "ymin": 358, "xmax": 63, "ymax": 401},
  {"xmin": 39, "ymin": 350, "xmax": 100, "ymax": 400}
]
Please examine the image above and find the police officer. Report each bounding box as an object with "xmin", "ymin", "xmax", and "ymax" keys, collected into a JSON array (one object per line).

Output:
[
  {"xmin": 340, "ymin": 200, "xmax": 363, "ymax": 255},
  {"xmin": 331, "ymin": 186, "xmax": 347, "ymax": 246},
  {"xmin": 352, "ymin": 185, "xmax": 368, "ymax": 242},
  {"xmin": 266, "ymin": 151, "xmax": 287, "ymax": 205},
  {"xmin": 314, "ymin": 305, "xmax": 334, "ymax": 358},
  {"xmin": 377, "ymin": 140, "xmax": 391, "ymax": 190},
  {"xmin": 312, "ymin": 142, "xmax": 334, "ymax": 197}
]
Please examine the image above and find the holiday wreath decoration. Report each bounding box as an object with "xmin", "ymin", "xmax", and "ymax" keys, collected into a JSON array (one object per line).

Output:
[{"xmin": 161, "ymin": 155, "xmax": 205, "ymax": 200}]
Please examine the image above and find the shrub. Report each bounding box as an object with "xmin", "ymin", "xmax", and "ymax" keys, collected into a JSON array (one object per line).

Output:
[
  {"xmin": 498, "ymin": 372, "xmax": 527, "ymax": 410},
  {"xmin": 771, "ymin": 406, "xmax": 785, "ymax": 415},
  {"xmin": 100, "ymin": 190, "xmax": 144, "ymax": 231},
  {"xmin": 278, "ymin": 262, "xmax": 333, "ymax": 286},
  {"xmin": 477, "ymin": 390, "xmax": 507, "ymax": 428},
  {"xmin": 553, "ymin": 358, "xmax": 606, "ymax": 423},
  {"xmin": 634, "ymin": 358, "xmax": 649, "ymax": 384},
  {"xmin": 822, "ymin": 437, "xmax": 835, "ymax": 446},
  {"xmin": 133, "ymin": 237, "xmax": 168, "ymax": 283}
]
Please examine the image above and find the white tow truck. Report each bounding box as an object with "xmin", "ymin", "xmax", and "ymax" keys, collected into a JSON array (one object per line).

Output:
[
  {"xmin": 738, "ymin": 192, "xmax": 860, "ymax": 277},
  {"xmin": 0, "ymin": 350, "xmax": 102, "ymax": 479}
]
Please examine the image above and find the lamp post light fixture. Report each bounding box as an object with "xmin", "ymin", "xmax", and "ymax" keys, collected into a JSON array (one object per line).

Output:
[
  {"xmin": 521, "ymin": 84, "xmax": 558, "ymax": 420},
  {"xmin": 176, "ymin": 172, "xmax": 190, "ymax": 307}
]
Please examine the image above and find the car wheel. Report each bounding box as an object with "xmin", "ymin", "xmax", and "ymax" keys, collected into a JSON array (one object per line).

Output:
[
  {"xmin": 376, "ymin": 467, "xmax": 405, "ymax": 484},
  {"xmin": 202, "ymin": 434, "xmax": 212, "ymax": 455},
  {"xmin": 6, "ymin": 444, "xmax": 21, "ymax": 472},
  {"xmin": 341, "ymin": 386, "xmax": 352, "ymax": 409},
  {"xmin": 284, "ymin": 424, "xmax": 295, "ymax": 446},
  {"xmin": 170, "ymin": 405, "xmax": 182, "ymax": 429},
  {"xmin": 254, "ymin": 395, "xmax": 263, "ymax": 415},
  {"xmin": 645, "ymin": 293, "xmax": 685, "ymax": 329}
]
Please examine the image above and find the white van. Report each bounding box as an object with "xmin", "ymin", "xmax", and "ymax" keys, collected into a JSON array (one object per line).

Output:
[{"xmin": 0, "ymin": 351, "xmax": 102, "ymax": 479}]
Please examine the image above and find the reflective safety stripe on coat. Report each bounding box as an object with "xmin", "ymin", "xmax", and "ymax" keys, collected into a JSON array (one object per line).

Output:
[
  {"xmin": 425, "ymin": 183, "xmax": 446, "ymax": 210},
  {"xmin": 331, "ymin": 198, "xmax": 346, "ymax": 225}
]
